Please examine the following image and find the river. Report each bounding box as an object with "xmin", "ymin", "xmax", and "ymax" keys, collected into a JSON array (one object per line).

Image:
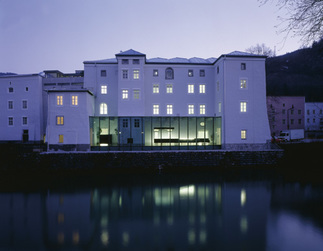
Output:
[{"xmin": 0, "ymin": 171, "xmax": 323, "ymax": 251}]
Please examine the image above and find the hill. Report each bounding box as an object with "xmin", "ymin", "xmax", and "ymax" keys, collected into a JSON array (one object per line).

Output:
[{"xmin": 266, "ymin": 39, "xmax": 323, "ymax": 102}]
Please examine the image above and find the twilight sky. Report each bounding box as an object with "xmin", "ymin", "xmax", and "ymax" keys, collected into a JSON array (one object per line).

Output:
[{"xmin": 0, "ymin": 0, "xmax": 302, "ymax": 74}]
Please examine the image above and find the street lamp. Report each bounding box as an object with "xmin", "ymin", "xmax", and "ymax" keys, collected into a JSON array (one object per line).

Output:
[{"xmin": 287, "ymin": 105, "xmax": 294, "ymax": 130}]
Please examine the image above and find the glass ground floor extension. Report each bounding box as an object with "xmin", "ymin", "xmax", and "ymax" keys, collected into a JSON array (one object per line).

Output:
[{"xmin": 90, "ymin": 116, "xmax": 222, "ymax": 151}]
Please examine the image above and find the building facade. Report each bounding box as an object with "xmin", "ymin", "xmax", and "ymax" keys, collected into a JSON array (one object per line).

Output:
[
  {"xmin": 266, "ymin": 96, "xmax": 305, "ymax": 137},
  {"xmin": 305, "ymin": 102, "xmax": 323, "ymax": 138},
  {"xmin": 1, "ymin": 49, "xmax": 271, "ymax": 151}
]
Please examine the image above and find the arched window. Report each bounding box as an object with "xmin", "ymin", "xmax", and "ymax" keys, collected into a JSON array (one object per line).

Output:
[
  {"xmin": 100, "ymin": 103, "xmax": 108, "ymax": 115},
  {"xmin": 165, "ymin": 67, "xmax": 174, "ymax": 80}
]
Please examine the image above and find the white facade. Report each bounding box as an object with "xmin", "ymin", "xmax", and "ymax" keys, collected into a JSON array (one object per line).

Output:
[
  {"xmin": 0, "ymin": 74, "xmax": 44, "ymax": 143},
  {"xmin": 305, "ymin": 102, "xmax": 323, "ymax": 131}
]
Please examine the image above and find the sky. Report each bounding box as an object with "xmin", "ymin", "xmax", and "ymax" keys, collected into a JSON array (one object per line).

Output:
[{"xmin": 0, "ymin": 0, "xmax": 303, "ymax": 74}]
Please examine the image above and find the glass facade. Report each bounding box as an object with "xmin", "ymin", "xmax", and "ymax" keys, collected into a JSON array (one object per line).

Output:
[{"xmin": 90, "ymin": 116, "xmax": 221, "ymax": 151}]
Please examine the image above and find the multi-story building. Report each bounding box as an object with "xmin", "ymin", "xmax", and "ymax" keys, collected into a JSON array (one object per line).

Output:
[
  {"xmin": 1, "ymin": 49, "xmax": 271, "ymax": 151},
  {"xmin": 267, "ymin": 96, "xmax": 305, "ymax": 136},
  {"xmin": 305, "ymin": 102, "xmax": 323, "ymax": 138}
]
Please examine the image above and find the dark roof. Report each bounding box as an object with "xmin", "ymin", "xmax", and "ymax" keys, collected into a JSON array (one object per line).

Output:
[
  {"xmin": 46, "ymin": 88, "xmax": 93, "ymax": 95},
  {"xmin": 115, "ymin": 49, "xmax": 146, "ymax": 57}
]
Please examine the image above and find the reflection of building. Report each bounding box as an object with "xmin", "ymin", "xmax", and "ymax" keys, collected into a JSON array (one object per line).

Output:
[
  {"xmin": 267, "ymin": 96, "xmax": 305, "ymax": 136},
  {"xmin": 305, "ymin": 102, "xmax": 323, "ymax": 138},
  {"xmin": 1, "ymin": 49, "xmax": 271, "ymax": 150}
]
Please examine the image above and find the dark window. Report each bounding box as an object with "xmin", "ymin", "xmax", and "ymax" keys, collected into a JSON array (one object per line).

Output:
[
  {"xmin": 200, "ymin": 69, "xmax": 205, "ymax": 77},
  {"xmin": 123, "ymin": 119, "xmax": 128, "ymax": 128},
  {"xmin": 165, "ymin": 67, "xmax": 174, "ymax": 80},
  {"xmin": 153, "ymin": 69, "xmax": 158, "ymax": 77},
  {"xmin": 188, "ymin": 69, "xmax": 193, "ymax": 77},
  {"xmin": 133, "ymin": 59, "xmax": 140, "ymax": 64},
  {"xmin": 134, "ymin": 119, "xmax": 140, "ymax": 128},
  {"xmin": 241, "ymin": 63, "xmax": 246, "ymax": 70},
  {"xmin": 122, "ymin": 59, "xmax": 129, "ymax": 64},
  {"xmin": 8, "ymin": 87, "xmax": 13, "ymax": 93},
  {"xmin": 101, "ymin": 70, "xmax": 107, "ymax": 77}
]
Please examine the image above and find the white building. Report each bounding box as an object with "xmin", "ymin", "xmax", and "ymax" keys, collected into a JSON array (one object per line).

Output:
[
  {"xmin": 305, "ymin": 102, "xmax": 323, "ymax": 137},
  {"xmin": 0, "ymin": 74, "xmax": 44, "ymax": 143},
  {"xmin": 1, "ymin": 49, "xmax": 271, "ymax": 151}
]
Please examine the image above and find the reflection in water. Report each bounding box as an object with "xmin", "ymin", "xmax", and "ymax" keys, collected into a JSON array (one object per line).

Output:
[{"xmin": 0, "ymin": 178, "xmax": 323, "ymax": 250}]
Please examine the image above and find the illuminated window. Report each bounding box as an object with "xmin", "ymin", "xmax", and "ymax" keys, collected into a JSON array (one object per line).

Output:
[
  {"xmin": 199, "ymin": 84, "xmax": 205, "ymax": 93},
  {"xmin": 219, "ymin": 102, "xmax": 222, "ymax": 113},
  {"xmin": 241, "ymin": 130, "xmax": 247, "ymax": 140},
  {"xmin": 240, "ymin": 102, "xmax": 247, "ymax": 112},
  {"xmin": 101, "ymin": 85, "xmax": 107, "ymax": 94},
  {"xmin": 8, "ymin": 117, "xmax": 13, "ymax": 126},
  {"xmin": 57, "ymin": 96, "xmax": 63, "ymax": 106},
  {"xmin": 200, "ymin": 104, "xmax": 206, "ymax": 115},
  {"xmin": 153, "ymin": 104, "xmax": 159, "ymax": 115},
  {"xmin": 133, "ymin": 69, "xmax": 139, "ymax": 79},
  {"xmin": 167, "ymin": 104, "xmax": 173, "ymax": 115},
  {"xmin": 153, "ymin": 84, "xmax": 159, "ymax": 93},
  {"xmin": 22, "ymin": 117, "xmax": 27, "ymax": 125},
  {"xmin": 73, "ymin": 231, "xmax": 80, "ymax": 245},
  {"xmin": 57, "ymin": 232, "xmax": 64, "ymax": 244},
  {"xmin": 122, "ymin": 70, "xmax": 128, "ymax": 79},
  {"xmin": 133, "ymin": 89, "xmax": 140, "ymax": 99},
  {"xmin": 166, "ymin": 84, "xmax": 173, "ymax": 93},
  {"xmin": 58, "ymin": 135, "xmax": 64, "ymax": 143},
  {"xmin": 71, "ymin": 95, "xmax": 78, "ymax": 106},
  {"xmin": 165, "ymin": 67, "xmax": 174, "ymax": 80},
  {"xmin": 240, "ymin": 79, "xmax": 247, "ymax": 89},
  {"xmin": 101, "ymin": 70, "xmax": 106, "ymax": 77},
  {"xmin": 122, "ymin": 89, "xmax": 128, "ymax": 99},
  {"xmin": 8, "ymin": 101, "xmax": 13, "ymax": 109},
  {"xmin": 188, "ymin": 69, "xmax": 193, "ymax": 77},
  {"xmin": 100, "ymin": 103, "xmax": 107, "ymax": 114},
  {"xmin": 188, "ymin": 84, "xmax": 194, "ymax": 94},
  {"xmin": 153, "ymin": 69, "xmax": 158, "ymax": 76},
  {"xmin": 22, "ymin": 100, "xmax": 27, "ymax": 109},
  {"xmin": 188, "ymin": 104, "xmax": 194, "ymax": 115},
  {"xmin": 56, "ymin": 116, "xmax": 64, "ymax": 125}
]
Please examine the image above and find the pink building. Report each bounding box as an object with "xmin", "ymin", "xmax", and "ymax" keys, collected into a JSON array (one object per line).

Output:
[{"xmin": 267, "ymin": 96, "xmax": 305, "ymax": 136}]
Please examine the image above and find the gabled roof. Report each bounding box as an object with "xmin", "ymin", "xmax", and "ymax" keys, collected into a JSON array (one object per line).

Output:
[
  {"xmin": 115, "ymin": 49, "xmax": 146, "ymax": 57},
  {"xmin": 146, "ymin": 57, "xmax": 217, "ymax": 65},
  {"xmin": 83, "ymin": 58, "xmax": 117, "ymax": 64}
]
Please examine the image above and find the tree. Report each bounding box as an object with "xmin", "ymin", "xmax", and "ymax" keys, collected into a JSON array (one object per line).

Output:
[
  {"xmin": 245, "ymin": 43, "xmax": 275, "ymax": 57},
  {"xmin": 260, "ymin": 0, "xmax": 323, "ymax": 45}
]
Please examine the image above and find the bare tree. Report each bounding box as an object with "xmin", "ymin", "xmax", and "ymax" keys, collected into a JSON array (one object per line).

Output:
[
  {"xmin": 246, "ymin": 43, "xmax": 275, "ymax": 57},
  {"xmin": 259, "ymin": 0, "xmax": 323, "ymax": 45}
]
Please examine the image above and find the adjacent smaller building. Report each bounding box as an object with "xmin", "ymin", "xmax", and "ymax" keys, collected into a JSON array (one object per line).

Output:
[
  {"xmin": 305, "ymin": 102, "xmax": 323, "ymax": 138},
  {"xmin": 267, "ymin": 96, "xmax": 305, "ymax": 137}
]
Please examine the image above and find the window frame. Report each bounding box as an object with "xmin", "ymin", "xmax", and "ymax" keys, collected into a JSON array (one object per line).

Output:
[
  {"xmin": 199, "ymin": 104, "xmax": 206, "ymax": 115},
  {"xmin": 188, "ymin": 84, "xmax": 194, "ymax": 94},
  {"xmin": 8, "ymin": 100, "xmax": 13, "ymax": 110},
  {"xmin": 240, "ymin": 101, "xmax": 247, "ymax": 113},
  {"xmin": 199, "ymin": 84, "xmax": 206, "ymax": 94},
  {"xmin": 241, "ymin": 129, "xmax": 247, "ymax": 140},
  {"xmin": 56, "ymin": 116, "xmax": 64, "ymax": 125},
  {"xmin": 153, "ymin": 84, "xmax": 159, "ymax": 94},
  {"xmin": 100, "ymin": 103, "xmax": 108, "ymax": 115},
  {"xmin": 165, "ymin": 67, "xmax": 174, "ymax": 80},
  {"xmin": 133, "ymin": 69, "xmax": 140, "ymax": 80},
  {"xmin": 22, "ymin": 116, "xmax": 28, "ymax": 125},
  {"xmin": 240, "ymin": 79, "xmax": 248, "ymax": 89},
  {"xmin": 57, "ymin": 95, "xmax": 63, "ymax": 106},
  {"xmin": 153, "ymin": 104, "xmax": 159, "ymax": 115},
  {"xmin": 122, "ymin": 69, "xmax": 128, "ymax": 79},
  {"xmin": 188, "ymin": 69, "xmax": 194, "ymax": 77},
  {"xmin": 122, "ymin": 89, "xmax": 129, "ymax": 100},
  {"xmin": 101, "ymin": 85, "xmax": 107, "ymax": 94},
  {"xmin": 188, "ymin": 104, "xmax": 195, "ymax": 115},
  {"xmin": 100, "ymin": 70, "xmax": 107, "ymax": 77},
  {"xmin": 8, "ymin": 117, "xmax": 14, "ymax": 126},
  {"xmin": 166, "ymin": 104, "xmax": 173, "ymax": 115},
  {"xmin": 71, "ymin": 95, "xmax": 78, "ymax": 106},
  {"xmin": 166, "ymin": 84, "xmax": 173, "ymax": 94}
]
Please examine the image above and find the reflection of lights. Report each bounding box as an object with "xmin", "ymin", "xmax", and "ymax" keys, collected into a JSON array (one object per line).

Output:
[
  {"xmin": 73, "ymin": 231, "xmax": 80, "ymax": 245},
  {"xmin": 199, "ymin": 230, "xmax": 207, "ymax": 244},
  {"xmin": 154, "ymin": 188, "xmax": 174, "ymax": 206},
  {"xmin": 122, "ymin": 232, "xmax": 130, "ymax": 246},
  {"xmin": 180, "ymin": 185, "xmax": 195, "ymax": 197},
  {"xmin": 240, "ymin": 216, "xmax": 248, "ymax": 233},
  {"xmin": 189, "ymin": 213, "xmax": 195, "ymax": 224},
  {"xmin": 119, "ymin": 196, "xmax": 122, "ymax": 207},
  {"xmin": 101, "ymin": 216, "xmax": 108, "ymax": 227},
  {"xmin": 200, "ymin": 214, "xmax": 206, "ymax": 224},
  {"xmin": 57, "ymin": 232, "xmax": 64, "ymax": 244},
  {"xmin": 167, "ymin": 214, "xmax": 174, "ymax": 226},
  {"xmin": 154, "ymin": 213, "xmax": 160, "ymax": 225},
  {"xmin": 188, "ymin": 229, "xmax": 196, "ymax": 245},
  {"xmin": 58, "ymin": 213, "xmax": 64, "ymax": 224},
  {"xmin": 241, "ymin": 189, "xmax": 247, "ymax": 207},
  {"xmin": 215, "ymin": 186, "xmax": 222, "ymax": 205},
  {"xmin": 101, "ymin": 231, "xmax": 109, "ymax": 246}
]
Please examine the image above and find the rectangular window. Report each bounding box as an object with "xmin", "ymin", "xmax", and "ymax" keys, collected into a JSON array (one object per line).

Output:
[
  {"xmin": 101, "ymin": 70, "xmax": 107, "ymax": 77},
  {"xmin": 188, "ymin": 104, "xmax": 194, "ymax": 115},
  {"xmin": 133, "ymin": 59, "xmax": 140, "ymax": 64},
  {"xmin": 134, "ymin": 119, "xmax": 140, "ymax": 128},
  {"xmin": 122, "ymin": 70, "xmax": 128, "ymax": 79},
  {"xmin": 313, "ymin": 110, "xmax": 315, "ymax": 114},
  {"xmin": 56, "ymin": 116, "xmax": 64, "ymax": 125},
  {"xmin": 133, "ymin": 89, "xmax": 140, "ymax": 100},
  {"xmin": 282, "ymin": 109, "xmax": 286, "ymax": 115},
  {"xmin": 122, "ymin": 119, "xmax": 128, "ymax": 128},
  {"xmin": 298, "ymin": 119, "xmax": 302, "ymax": 124},
  {"xmin": 122, "ymin": 59, "xmax": 129, "ymax": 64},
  {"xmin": 122, "ymin": 89, "xmax": 129, "ymax": 100},
  {"xmin": 217, "ymin": 81, "xmax": 220, "ymax": 92},
  {"xmin": 71, "ymin": 95, "xmax": 78, "ymax": 106},
  {"xmin": 200, "ymin": 69, "xmax": 205, "ymax": 77},
  {"xmin": 8, "ymin": 87, "xmax": 14, "ymax": 93},
  {"xmin": 133, "ymin": 70, "xmax": 139, "ymax": 79},
  {"xmin": 241, "ymin": 130, "xmax": 247, "ymax": 139},
  {"xmin": 59, "ymin": 135, "xmax": 64, "ymax": 143},
  {"xmin": 8, "ymin": 117, "xmax": 13, "ymax": 126},
  {"xmin": 188, "ymin": 84, "xmax": 194, "ymax": 94},
  {"xmin": 22, "ymin": 100, "xmax": 27, "ymax": 109},
  {"xmin": 307, "ymin": 110, "xmax": 310, "ymax": 115},
  {"xmin": 219, "ymin": 102, "xmax": 222, "ymax": 113},
  {"xmin": 240, "ymin": 102, "xmax": 247, "ymax": 112},
  {"xmin": 8, "ymin": 101, "xmax": 13, "ymax": 109},
  {"xmin": 57, "ymin": 96, "xmax": 63, "ymax": 106},
  {"xmin": 153, "ymin": 69, "xmax": 158, "ymax": 77},
  {"xmin": 166, "ymin": 84, "xmax": 173, "ymax": 94},
  {"xmin": 22, "ymin": 117, "xmax": 28, "ymax": 125},
  {"xmin": 167, "ymin": 104, "xmax": 173, "ymax": 115},
  {"xmin": 298, "ymin": 109, "xmax": 301, "ymax": 115},
  {"xmin": 101, "ymin": 85, "xmax": 107, "ymax": 94},
  {"xmin": 153, "ymin": 84, "xmax": 159, "ymax": 94},
  {"xmin": 153, "ymin": 105, "xmax": 159, "ymax": 115},
  {"xmin": 240, "ymin": 79, "xmax": 247, "ymax": 89},
  {"xmin": 199, "ymin": 84, "xmax": 205, "ymax": 93},
  {"xmin": 188, "ymin": 70, "xmax": 193, "ymax": 77},
  {"xmin": 241, "ymin": 63, "xmax": 246, "ymax": 70},
  {"xmin": 200, "ymin": 104, "xmax": 206, "ymax": 115},
  {"xmin": 283, "ymin": 119, "xmax": 286, "ymax": 125}
]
